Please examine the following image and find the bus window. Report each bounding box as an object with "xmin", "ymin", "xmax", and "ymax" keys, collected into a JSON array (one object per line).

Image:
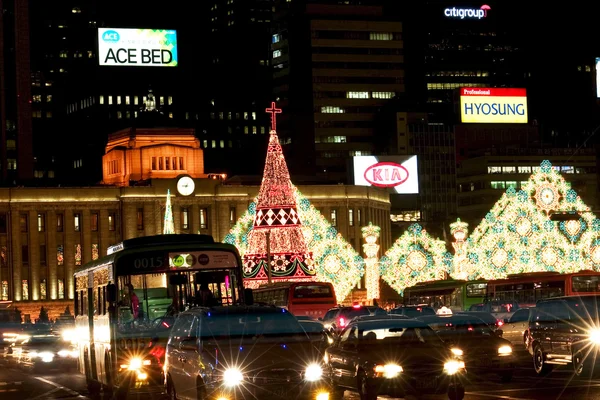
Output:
[
  {"xmin": 572, "ymin": 275, "xmax": 600, "ymax": 293},
  {"xmin": 466, "ymin": 283, "xmax": 487, "ymax": 297},
  {"xmin": 293, "ymin": 284, "xmax": 333, "ymax": 299}
]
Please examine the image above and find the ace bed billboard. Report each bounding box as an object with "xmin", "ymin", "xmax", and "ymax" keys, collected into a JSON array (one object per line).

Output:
[
  {"xmin": 460, "ymin": 87, "xmax": 528, "ymax": 123},
  {"xmin": 98, "ymin": 28, "xmax": 178, "ymax": 67},
  {"xmin": 353, "ymin": 155, "xmax": 419, "ymax": 194}
]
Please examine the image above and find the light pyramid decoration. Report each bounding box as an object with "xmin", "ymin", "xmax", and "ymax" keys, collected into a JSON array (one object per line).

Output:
[
  {"xmin": 224, "ymin": 103, "xmax": 365, "ymax": 302},
  {"xmin": 379, "ymin": 223, "xmax": 452, "ymax": 294},
  {"xmin": 163, "ymin": 189, "xmax": 175, "ymax": 234},
  {"xmin": 460, "ymin": 160, "xmax": 600, "ymax": 280}
]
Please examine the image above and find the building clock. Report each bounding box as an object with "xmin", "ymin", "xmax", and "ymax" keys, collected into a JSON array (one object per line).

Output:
[{"xmin": 176, "ymin": 176, "xmax": 195, "ymax": 196}]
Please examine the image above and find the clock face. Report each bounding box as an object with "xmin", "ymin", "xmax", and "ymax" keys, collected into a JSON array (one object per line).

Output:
[{"xmin": 177, "ymin": 176, "xmax": 195, "ymax": 196}]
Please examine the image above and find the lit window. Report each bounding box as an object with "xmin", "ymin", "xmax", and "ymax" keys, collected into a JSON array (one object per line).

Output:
[
  {"xmin": 244, "ymin": 126, "xmax": 249, "ymax": 134},
  {"xmin": 252, "ymin": 126, "xmax": 257, "ymax": 134},
  {"xmin": 117, "ymin": 95, "xmax": 121, "ymax": 104},
  {"xmin": 134, "ymin": 96, "xmax": 139, "ymax": 105},
  {"xmin": 169, "ymin": 112, "xmax": 173, "ymax": 119},
  {"xmin": 46, "ymin": 95, "xmax": 53, "ymax": 102},
  {"xmin": 330, "ymin": 210, "xmax": 337, "ymax": 226},
  {"xmin": 160, "ymin": 96, "xmax": 164, "ymax": 105},
  {"xmin": 369, "ymin": 32, "xmax": 394, "ymax": 40},
  {"xmin": 220, "ymin": 140, "xmax": 225, "ymax": 148},
  {"xmin": 372, "ymin": 92, "xmax": 395, "ymax": 99},
  {"xmin": 517, "ymin": 166, "xmax": 532, "ymax": 174},
  {"xmin": 321, "ymin": 106, "xmax": 345, "ymax": 114},
  {"xmin": 502, "ymin": 166, "xmax": 516, "ymax": 173},
  {"xmin": 168, "ymin": 96, "xmax": 173, "ymax": 105},
  {"xmin": 251, "ymin": 112, "xmax": 256, "ymax": 120},
  {"xmin": 72, "ymin": 7, "xmax": 81, "ymax": 13},
  {"xmin": 273, "ymin": 50, "xmax": 281, "ymax": 58},
  {"xmin": 347, "ymin": 92, "xmax": 369, "ymax": 99},
  {"xmin": 200, "ymin": 208, "xmax": 208, "ymax": 229},
  {"xmin": 260, "ymin": 126, "xmax": 266, "ymax": 134},
  {"xmin": 181, "ymin": 208, "xmax": 189, "ymax": 230},
  {"xmin": 125, "ymin": 96, "xmax": 130, "ymax": 105},
  {"xmin": 349, "ymin": 209, "xmax": 354, "ymax": 227},
  {"xmin": 487, "ymin": 166, "xmax": 502, "ymax": 174},
  {"xmin": 272, "ymin": 33, "xmax": 280, "ymax": 43},
  {"xmin": 108, "ymin": 96, "xmax": 113, "ymax": 105},
  {"xmin": 211, "ymin": 140, "xmax": 216, "ymax": 148}
]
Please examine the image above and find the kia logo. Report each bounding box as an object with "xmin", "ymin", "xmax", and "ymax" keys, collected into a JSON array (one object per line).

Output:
[{"xmin": 364, "ymin": 162, "xmax": 409, "ymax": 188}]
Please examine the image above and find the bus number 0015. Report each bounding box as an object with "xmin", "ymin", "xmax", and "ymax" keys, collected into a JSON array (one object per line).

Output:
[{"xmin": 133, "ymin": 256, "xmax": 164, "ymax": 269}]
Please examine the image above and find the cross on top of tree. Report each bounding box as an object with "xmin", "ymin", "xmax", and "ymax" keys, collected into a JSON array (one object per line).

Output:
[{"xmin": 265, "ymin": 102, "xmax": 282, "ymax": 131}]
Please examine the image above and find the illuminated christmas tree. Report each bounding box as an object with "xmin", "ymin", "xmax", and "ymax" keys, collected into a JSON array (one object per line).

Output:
[
  {"xmin": 163, "ymin": 189, "xmax": 175, "ymax": 234},
  {"xmin": 242, "ymin": 103, "xmax": 315, "ymax": 286},
  {"xmin": 225, "ymin": 104, "xmax": 365, "ymax": 302}
]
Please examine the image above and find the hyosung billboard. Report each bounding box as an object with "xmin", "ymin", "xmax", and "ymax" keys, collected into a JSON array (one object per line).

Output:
[
  {"xmin": 460, "ymin": 87, "xmax": 528, "ymax": 123},
  {"xmin": 98, "ymin": 28, "xmax": 178, "ymax": 67},
  {"xmin": 353, "ymin": 155, "xmax": 419, "ymax": 194}
]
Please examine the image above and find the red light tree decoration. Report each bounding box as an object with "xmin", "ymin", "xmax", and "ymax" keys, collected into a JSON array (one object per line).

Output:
[{"xmin": 242, "ymin": 103, "xmax": 315, "ymax": 287}]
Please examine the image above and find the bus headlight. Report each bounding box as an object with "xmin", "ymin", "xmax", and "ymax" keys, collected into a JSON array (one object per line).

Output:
[
  {"xmin": 444, "ymin": 360, "xmax": 465, "ymax": 375},
  {"xmin": 589, "ymin": 329, "xmax": 600, "ymax": 344},
  {"xmin": 223, "ymin": 368, "xmax": 244, "ymax": 387},
  {"xmin": 305, "ymin": 364, "xmax": 323, "ymax": 381},
  {"xmin": 498, "ymin": 345, "xmax": 512, "ymax": 355}
]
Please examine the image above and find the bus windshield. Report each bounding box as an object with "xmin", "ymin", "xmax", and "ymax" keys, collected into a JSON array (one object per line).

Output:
[
  {"xmin": 572, "ymin": 275, "xmax": 600, "ymax": 293},
  {"xmin": 116, "ymin": 268, "xmax": 241, "ymax": 329}
]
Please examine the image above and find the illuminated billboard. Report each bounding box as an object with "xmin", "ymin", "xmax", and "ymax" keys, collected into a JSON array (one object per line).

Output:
[
  {"xmin": 353, "ymin": 155, "xmax": 419, "ymax": 194},
  {"xmin": 460, "ymin": 88, "xmax": 528, "ymax": 124},
  {"xmin": 596, "ymin": 58, "xmax": 600, "ymax": 97},
  {"xmin": 98, "ymin": 28, "xmax": 178, "ymax": 67}
]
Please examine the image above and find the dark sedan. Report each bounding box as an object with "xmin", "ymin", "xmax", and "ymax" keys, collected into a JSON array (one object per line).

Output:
[
  {"xmin": 417, "ymin": 314, "xmax": 515, "ymax": 382},
  {"xmin": 324, "ymin": 319, "xmax": 466, "ymax": 400}
]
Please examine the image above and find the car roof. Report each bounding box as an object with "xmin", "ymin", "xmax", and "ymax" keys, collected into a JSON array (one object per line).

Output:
[
  {"xmin": 351, "ymin": 319, "xmax": 430, "ymax": 329},
  {"xmin": 416, "ymin": 315, "xmax": 488, "ymax": 324},
  {"xmin": 180, "ymin": 305, "xmax": 287, "ymax": 316},
  {"xmin": 352, "ymin": 315, "xmax": 409, "ymax": 322}
]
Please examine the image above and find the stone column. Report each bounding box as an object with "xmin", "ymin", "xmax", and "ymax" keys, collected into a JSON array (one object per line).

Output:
[
  {"xmin": 99, "ymin": 209, "xmax": 110, "ymax": 257},
  {"xmin": 122, "ymin": 203, "xmax": 137, "ymax": 240},
  {"xmin": 10, "ymin": 211, "xmax": 22, "ymax": 301},
  {"xmin": 143, "ymin": 202, "xmax": 156, "ymax": 237},
  {"xmin": 47, "ymin": 210, "xmax": 57, "ymax": 300},
  {"xmin": 28, "ymin": 210, "xmax": 40, "ymax": 301},
  {"xmin": 191, "ymin": 204, "xmax": 200, "ymax": 234},
  {"xmin": 82, "ymin": 209, "xmax": 92, "ymax": 264},
  {"xmin": 64, "ymin": 208, "xmax": 75, "ymax": 300},
  {"xmin": 173, "ymin": 204, "xmax": 181, "ymax": 233},
  {"xmin": 155, "ymin": 201, "xmax": 163, "ymax": 235}
]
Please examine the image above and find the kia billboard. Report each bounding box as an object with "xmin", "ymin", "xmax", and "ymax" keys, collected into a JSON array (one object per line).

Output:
[
  {"xmin": 460, "ymin": 87, "xmax": 528, "ymax": 123},
  {"xmin": 98, "ymin": 28, "xmax": 178, "ymax": 67},
  {"xmin": 353, "ymin": 155, "xmax": 419, "ymax": 194}
]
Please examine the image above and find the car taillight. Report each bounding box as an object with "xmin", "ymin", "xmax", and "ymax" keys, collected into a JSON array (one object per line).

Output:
[
  {"xmin": 352, "ymin": 304, "xmax": 361, "ymax": 309},
  {"xmin": 338, "ymin": 317, "xmax": 347, "ymax": 328},
  {"xmin": 497, "ymin": 320, "xmax": 504, "ymax": 327}
]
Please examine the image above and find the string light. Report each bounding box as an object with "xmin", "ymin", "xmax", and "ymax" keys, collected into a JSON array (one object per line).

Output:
[
  {"xmin": 362, "ymin": 223, "xmax": 381, "ymax": 301},
  {"xmin": 380, "ymin": 223, "xmax": 452, "ymax": 295}
]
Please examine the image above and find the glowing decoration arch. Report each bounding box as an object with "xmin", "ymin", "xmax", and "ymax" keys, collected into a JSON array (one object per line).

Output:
[
  {"xmin": 380, "ymin": 224, "xmax": 452, "ymax": 294},
  {"xmin": 224, "ymin": 188, "xmax": 364, "ymax": 303},
  {"xmin": 464, "ymin": 160, "xmax": 600, "ymax": 279}
]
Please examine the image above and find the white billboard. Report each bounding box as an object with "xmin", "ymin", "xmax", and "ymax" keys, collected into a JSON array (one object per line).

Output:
[
  {"xmin": 353, "ymin": 155, "xmax": 419, "ymax": 194},
  {"xmin": 98, "ymin": 28, "xmax": 178, "ymax": 67}
]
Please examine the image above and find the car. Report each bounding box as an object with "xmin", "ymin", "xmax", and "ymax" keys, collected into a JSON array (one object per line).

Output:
[
  {"xmin": 528, "ymin": 295, "xmax": 600, "ymax": 378},
  {"xmin": 165, "ymin": 305, "xmax": 331, "ymax": 400},
  {"xmin": 389, "ymin": 305, "xmax": 436, "ymax": 318},
  {"xmin": 324, "ymin": 319, "xmax": 466, "ymax": 400},
  {"xmin": 501, "ymin": 307, "xmax": 534, "ymax": 351},
  {"xmin": 349, "ymin": 314, "xmax": 410, "ymax": 324},
  {"xmin": 455, "ymin": 311, "xmax": 503, "ymax": 330},
  {"xmin": 321, "ymin": 305, "xmax": 387, "ymax": 333},
  {"xmin": 10, "ymin": 332, "xmax": 77, "ymax": 372},
  {"xmin": 417, "ymin": 314, "xmax": 516, "ymax": 382}
]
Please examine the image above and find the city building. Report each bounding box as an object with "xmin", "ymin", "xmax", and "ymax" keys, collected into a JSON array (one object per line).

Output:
[
  {"xmin": 272, "ymin": 1, "xmax": 405, "ymax": 181},
  {"xmin": 0, "ymin": 125, "xmax": 391, "ymax": 319},
  {"xmin": 457, "ymin": 147, "xmax": 599, "ymax": 226},
  {"xmin": 0, "ymin": 0, "xmax": 34, "ymax": 184}
]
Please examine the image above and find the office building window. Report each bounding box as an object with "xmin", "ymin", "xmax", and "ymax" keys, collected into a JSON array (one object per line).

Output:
[
  {"xmin": 273, "ymin": 50, "xmax": 281, "ymax": 58},
  {"xmin": 137, "ymin": 208, "xmax": 144, "ymax": 230},
  {"xmin": 57, "ymin": 214, "xmax": 64, "ymax": 232},
  {"xmin": 40, "ymin": 279, "xmax": 47, "ymax": 300},
  {"xmin": 372, "ymin": 92, "xmax": 395, "ymax": 99},
  {"xmin": 151, "ymin": 157, "xmax": 157, "ymax": 170},
  {"xmin": 75, "ymin": 244, "xmax": 82, "ymax": 266},
  {"xmin": 358, "ymin": 209, "xmax": 362, "ymax": 225},
  {"xmin": 181, "ymin": 208, "xmax": 189, "ymax": 230},
  {"xmin": 40, "ymin": 245, "xmax": 47, "ymax": 265},
  {"xmin": 92, "ymin": 244, "xmax": 99, "ymax": 260},
  {"xmin": 91, "ymin": 213, "xmax": 99, "ymax": 231},
  {"xmin": 347, "ymin": 91, "xmax": 369, "ymax": 99},
  {"xmin": 22, "ymin": 245, "xmax": 29, "ymax": 264},
  {"xmin": 22, "ymin": 280, "xmax": 29, "ymax": 301},
  {"xmin": 58, "ymin": 279, "xmax": 65, "ymax": 299},
  {"xmin": 229, "ymin": 207, "xmax": 236, "ymax": 226},
  {"xmin": 349, "ymin": 209, "xmax": 354, "ymax": 227},
  {"xmin": 369, "ymin": 32, "xmax": 394, "ymax": 40},
  {"xmin": 74, "ymin": 213, "xmax": 81, "ymax": 232},
  {"xmin": 330, "ymin": 209, "xmax": 337, "ymax": 226},
  {"xmin": 200, "ymin": 208, "xmax": 208, "ymax": 229},
  {"xmin": 108, "ymin": 213, "xmax": 116, "ymax": 231},
  {"xmin": 1, "ymin": 281, "xmax": 7, "ymax": 301},
  {"xmin": 57, "ymin": 245, "xmax": 64, "ymax": 266},
  {"xmin": 37, "ymin": 213, "xmax": 45, "ymax": 232}
]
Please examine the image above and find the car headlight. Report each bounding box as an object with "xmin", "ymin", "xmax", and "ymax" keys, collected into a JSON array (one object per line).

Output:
[
  {"xmin": 223, "ymin": 368, "xmax": 244, "ymax": 387},
  {"xmin": 305, "ymin": 363, "xmax": 323, "ymax": 381},
  {"xmin": 498, "ymin": 345, "xmax": 512, "ymax": 355},
  {"xmin": 38, "ymin": 351, "xmax": 55, "ymax": 362},
  {"xmin": 590, "ymin": 329, "xmax": 600, "ymax": 344},
  {"xmin": 58, "ymin": 349, "xmax": 79, "ymax": 358},
  {"xmin": 444, "ymin": 360, "xmax": 465, "ymax": 375},
  {"xmin": 451, "ymin": 348, "xmax": 463, "ymax": 357},
  {"xmin": 374, "ymin": 363, "xmax": 403, "ymax": 378}
]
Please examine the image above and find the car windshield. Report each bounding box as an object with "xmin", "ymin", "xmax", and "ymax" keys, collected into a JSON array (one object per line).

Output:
[
  {"xmin": 359, "ymin": 325, "xmax": 442, "ymax": 345},
  {"xmin": 427, "ymin": 318, "xmax": 494, "ymax": 337},
  {"xmin": 19, "ymin": 334, "xmax": 63, "ymax": 349},
  {"xmin": 201, "ymin": 311, "xmax": 309, "ymax": 339},
  {"xmin": 565, "ymin": 297, "xmax": 600, "ymax": 319},
  {"xmin": 339, "ymin": 308, "xmax": 370, "ymax": 319}
]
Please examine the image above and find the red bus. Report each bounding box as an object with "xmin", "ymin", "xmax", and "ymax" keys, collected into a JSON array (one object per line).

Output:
[
  {"xmin": 252, "ymin": 281, "xmax": 337, "ymax": 319},
  {"xmin": 486, "ymin": 270, "xmax": 600, "ymax": 309}
]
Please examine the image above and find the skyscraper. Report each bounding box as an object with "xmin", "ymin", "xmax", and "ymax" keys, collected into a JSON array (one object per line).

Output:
[{"xmin": 0, "ymin": 0, "xmax": 34, "ymax": 184}]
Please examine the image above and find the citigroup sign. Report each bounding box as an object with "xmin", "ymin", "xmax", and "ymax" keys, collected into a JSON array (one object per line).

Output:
[
  {"xmin": 444, "ymin": 4, "xmax": 491, "ymax": 19},
  {"xmin": 353, "ymin": 156, "xmax": 419, "ymax": 194}
]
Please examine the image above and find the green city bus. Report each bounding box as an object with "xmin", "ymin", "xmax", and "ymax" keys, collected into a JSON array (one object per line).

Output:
[
  {"xmin": 403, "ymin": 279, "xmax": 488, "ymax": 312},
  {"xmin": 73, "ymin": 234, "xmax": 249, "ymax": 399}
]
